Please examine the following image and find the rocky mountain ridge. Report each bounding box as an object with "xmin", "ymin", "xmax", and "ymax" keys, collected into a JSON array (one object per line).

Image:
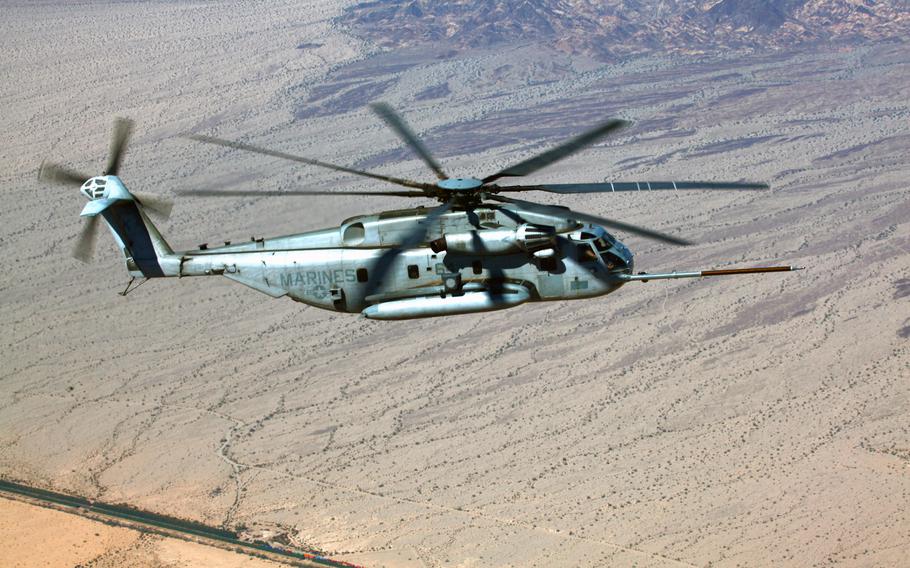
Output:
[{"xmin": 345, "ymin": 0, "xmax": 910, "ymax": 58}]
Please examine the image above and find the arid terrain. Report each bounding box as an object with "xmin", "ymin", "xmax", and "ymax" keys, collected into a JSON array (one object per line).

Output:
[
  {"xmin": 0, "ymin": 496, "xmax": 286, "ymax": 568},
  {"xmin": 1, "ymin": 1, "xmax": 908, "ymax": 567}
]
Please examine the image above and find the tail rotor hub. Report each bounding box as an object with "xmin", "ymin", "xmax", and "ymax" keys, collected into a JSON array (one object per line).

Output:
[{"xmin": 81, "ymin": 176, "xmax": 108, "ymax": 200}]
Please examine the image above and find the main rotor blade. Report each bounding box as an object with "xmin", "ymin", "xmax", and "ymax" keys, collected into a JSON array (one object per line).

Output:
[
  {"xmin": 496, "ymin": 180, "xmax": 771, "ymax": 193},
  {"xmin": 483, "ymin": 119, "xmax": 628, "ymax": 184},
  {"xmin": 489, "ymin": 194, "xmax": 692, "ymax": 246},
  {"xmin": 177, "ymin": 189, "xmax": 428, "ymax": 198},
  {"xmin": 38, "ymin": 161, "xmax": 90, "ymax": 185},
  {"xmin": 370, "ymin": 103, "xmax": 447, "ymax": 180},
  {"xmin": 105, "ymin": 117, "xmax": 134, "ymax": 176},
  {"xmin": 72, "ymin": 215, "xmax": 100, "ymax": 263},
  {"xmin": 364, "ymin": 201, "xmax": 453, "ymax": 298},
  {"xmin": 186, "ymin": 134, "xmax": 433, "ymax": 192},
  {"xmin": 132, "ymin": 191, "xmax": 174, "ymax": 220}
]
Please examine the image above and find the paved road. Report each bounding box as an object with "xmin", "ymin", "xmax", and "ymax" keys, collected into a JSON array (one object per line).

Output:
[{"xmin": 0, "ymin": 479, "xmax": 360, "ymax": 568}]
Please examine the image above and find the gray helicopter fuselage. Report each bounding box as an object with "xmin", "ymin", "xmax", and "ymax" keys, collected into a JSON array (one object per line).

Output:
[{"xmin": 160, "ymin": 204, "xmax": 634, "ymax": 318}]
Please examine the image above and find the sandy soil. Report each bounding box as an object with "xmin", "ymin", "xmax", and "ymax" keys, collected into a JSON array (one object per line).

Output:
[
  {"xmin": 0, "ymin": 496, "xmax": 286, "ymax": 567},
  {"xmin": 1, "ymin": 2, "xmax": 908, "ymax": 567}
]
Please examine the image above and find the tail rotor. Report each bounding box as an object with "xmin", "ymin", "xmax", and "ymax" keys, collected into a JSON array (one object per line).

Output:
[
  {"xmin": 38, "ymin": 117, "xmax": 173, "ymax": 263},
  {"xmin": 71, "ymin": 215, "xmax": 100, "ymax": 263},
  {"xmin": 133, "ymin": 192, "xmax": 174, "ymax": 220},
  {"xmin": 104, "ymin": 117, "xmax": 133, "ymax": 176}
]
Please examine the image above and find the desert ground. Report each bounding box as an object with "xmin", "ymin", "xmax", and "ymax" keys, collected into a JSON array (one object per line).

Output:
[
  {"xmin": 0, "ymin": 496, "xmax": 288, "ymax": 568},
  {"xmin": 1, "ymin": 1, "xmax": 909, "ymax": 567}
]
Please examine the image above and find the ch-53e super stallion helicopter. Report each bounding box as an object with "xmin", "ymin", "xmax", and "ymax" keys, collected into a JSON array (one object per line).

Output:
[{"xmin": 39, "ymin": 106, "xmax": 797, "ymax": 320}]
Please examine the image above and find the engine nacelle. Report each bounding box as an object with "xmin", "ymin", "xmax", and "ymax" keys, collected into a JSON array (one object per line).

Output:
[{"xmin": 430, "ymin": 224, "xmax": 554, "ymax": 255}]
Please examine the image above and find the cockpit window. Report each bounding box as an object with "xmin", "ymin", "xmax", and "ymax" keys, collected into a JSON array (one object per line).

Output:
[
  {"xmin": 594, "ymin": 237, "xmax": 611, "ymax": 252},
  {"xmin": 578, "ymin": 244, "xmax": 598, "ymax": 263},
  {"xmin": 603, "ymin": 252, "xmax": 626, "ymax": 270}
]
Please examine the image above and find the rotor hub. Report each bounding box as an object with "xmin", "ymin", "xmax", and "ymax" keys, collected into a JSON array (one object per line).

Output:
[
  {"xmin": 436, "ymin": 177, "xmax": 484, "ymax": 192},
  {"xmin": 81, "ymin": 176, "xmax": 108, "ymax": 200}
]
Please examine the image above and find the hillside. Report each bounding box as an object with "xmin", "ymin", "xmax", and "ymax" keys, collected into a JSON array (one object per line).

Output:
[{"xmin": 346, "ymin": 0, "xmax": 910, "ymax": 58}]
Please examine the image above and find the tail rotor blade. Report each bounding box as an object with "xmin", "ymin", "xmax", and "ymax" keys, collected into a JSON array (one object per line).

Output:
[
  {"xmin": 105, "ymin": 117, "xmax": 134, "ymax": 176},
  {"xmin": 132, "ymin": 191, "xmax": 174, "ymax": 220},
  {"xmin": 489, "ymin": 194, "xmax": 692, "ymax": 246},
  {"xmin": 72, "ymin": 216, "xmax": 100, "ymax": 263},
  {"xmin": 370, "ymin": 103, "xmax": 447, "ymax": 180},
  {"xmin": 38, "ymin": 161, "xmax": 90, "ymax": 185},
  {"xmin": 483, "ymin": 119, "xmax": 628, "ymax": 184}
]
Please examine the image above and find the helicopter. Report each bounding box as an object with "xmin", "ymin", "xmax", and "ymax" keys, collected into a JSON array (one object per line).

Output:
[{"xmin": 39, "ymin": 106, "xmax": 797, "ymax": 320}]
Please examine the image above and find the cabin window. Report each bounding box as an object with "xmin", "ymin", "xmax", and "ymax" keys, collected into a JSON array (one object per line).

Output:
[
  {"xmin": 356, "ymin": 268, "xmax": 368, "ymax": 282},
  {"xmin": 472, "ymin": 260, "xmax": 482, "ymax": 274},
  {"xmin": 407, "ymin": 264, "xmax": 419, "ymax": 279},
  {"xmin": 538, "ymin": 256, "xmax": 557, "ymax": 272}
]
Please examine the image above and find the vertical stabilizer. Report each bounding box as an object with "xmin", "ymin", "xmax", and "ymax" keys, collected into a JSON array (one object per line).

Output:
[{"xmin": 79, "ymin": 176, "xmax": 174, "ymax": 278}]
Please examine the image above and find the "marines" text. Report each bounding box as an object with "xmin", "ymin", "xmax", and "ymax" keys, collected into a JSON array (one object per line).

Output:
[{"xmin": 279, "ymin": 269, "xmax": 357, "ymax": 287}]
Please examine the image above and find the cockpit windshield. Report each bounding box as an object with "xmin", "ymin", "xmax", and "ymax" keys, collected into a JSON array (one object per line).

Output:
[
  {"xmin": 594, "ymin": 237, "xmax": 612, "ymax": 252},
  {"xmin": 578, "ymin": 244, "xmax": 598, "ymax": 263}
]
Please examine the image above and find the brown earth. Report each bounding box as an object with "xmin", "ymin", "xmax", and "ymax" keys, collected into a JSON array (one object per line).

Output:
[{"xmin": 0, "ymin": 496, "xmax": 287, "ymax": 568}]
